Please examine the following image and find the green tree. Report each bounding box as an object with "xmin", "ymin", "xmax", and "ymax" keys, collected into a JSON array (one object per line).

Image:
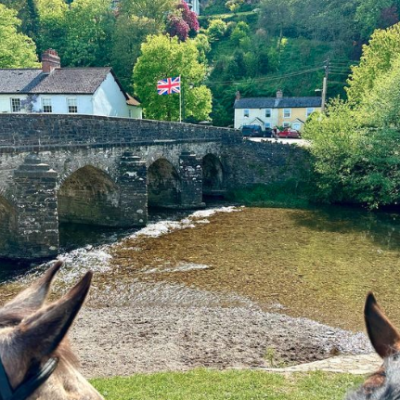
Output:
[
  {"xmin": 133, "ymin": 34, "xmax": 212, "ymax": 121},
  {"xmin": 0, "ymin": 4, "xmax": 39, "ymax": 67},
  {"xmin": 206, "ymin": 19, "xmax": 227, "ymax": 42},
  {"xmin": 347, "ymin": 23, "xmax": 400, "ymax": 104},
  {"xmin": 62, "ymin": 0, "xmax": 115, "ymax": 66},
  {"xmin": 119, "ymin": 0, "xmax": 175, "ymax": 30},
  {"xmin": 111, "ymin": 14, "xmax": 156, "ymax": 90}
]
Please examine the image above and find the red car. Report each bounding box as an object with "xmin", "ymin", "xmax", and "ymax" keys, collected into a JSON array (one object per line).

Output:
[{"xmin": 277, "ymin": 128, "xmax": 301, "ymax": 139}]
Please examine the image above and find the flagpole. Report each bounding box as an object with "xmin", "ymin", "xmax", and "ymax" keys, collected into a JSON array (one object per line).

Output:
[{"xmin": 179, "ymin": 75, "xmax": 182, "ymax": 123}]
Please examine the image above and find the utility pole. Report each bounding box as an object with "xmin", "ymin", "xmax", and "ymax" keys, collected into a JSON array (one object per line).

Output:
[{"xmin": 321, "ymin": 60, "xmax": 329, "ymax": 113}]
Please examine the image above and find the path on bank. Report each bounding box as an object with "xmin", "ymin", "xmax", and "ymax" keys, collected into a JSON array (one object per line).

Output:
[{"xmin": 263, "ymin": 353, "xmax": 381, "ymax": 375}]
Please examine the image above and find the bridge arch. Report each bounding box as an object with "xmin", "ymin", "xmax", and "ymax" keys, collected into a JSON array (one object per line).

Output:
[
  {"xmin": 148, "ymin": 158, "xmax": 181, "ymax": 208},
  {"xmin": 57, "ymin": 165, "xmax": 121, "ymax": 226},
  {"xmin": 202, "ymin": 154, "xmax": 225, "ymax": 197},
  {"xmin": 0, "ymin": 195, "xmax": 17, "ymax": 255}
]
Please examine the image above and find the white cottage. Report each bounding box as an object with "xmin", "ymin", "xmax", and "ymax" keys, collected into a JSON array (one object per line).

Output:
[{"xmin": 0, "ymin": 49, "xmax": 142, "ymax": 119}]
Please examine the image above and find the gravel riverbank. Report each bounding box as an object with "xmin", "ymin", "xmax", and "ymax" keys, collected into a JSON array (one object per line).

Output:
[{"xmin": 71, "ymin": 281, "xmax": 372, "ymax": 378}]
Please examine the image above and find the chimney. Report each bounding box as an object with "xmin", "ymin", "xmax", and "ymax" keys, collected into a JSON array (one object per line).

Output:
[
  {"xmin": 42, "ymin": 49, "xmax": 61, "ymax": 73},
  {"xmin": 276, "ymin": 90, "xmax": 283, "ymax": 99},
  {"xmin": 235, "ymin": 91, "xmax": 241, "ymax": 100}
]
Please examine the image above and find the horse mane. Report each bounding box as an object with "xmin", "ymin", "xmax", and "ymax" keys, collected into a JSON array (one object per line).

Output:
[{"xmin": 347, "ymin": 354, "xmax": 400, "ymax": 400}]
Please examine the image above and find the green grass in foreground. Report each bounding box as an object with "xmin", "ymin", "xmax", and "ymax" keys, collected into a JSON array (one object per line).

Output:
[{"xmin": 91, "ymin": 369, "xmax": 363, "ymax": 400}]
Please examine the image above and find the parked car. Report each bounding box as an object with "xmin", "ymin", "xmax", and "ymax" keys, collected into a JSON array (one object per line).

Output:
[
  {"xmin": 263, "ymin": 127, "xmax": 274, "ymax": 138},
  {"xmin": 241, "ymin": 125, "xmax": 262, "ymax": 137},
  {"xmin": 277, "ymin": 128, "xmax": 301, "ymax": 139}
]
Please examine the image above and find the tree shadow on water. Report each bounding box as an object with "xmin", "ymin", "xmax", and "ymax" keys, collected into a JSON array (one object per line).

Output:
[{"xmin": 289, "ymin": 204, "xmax": 400, "ymax": 251}]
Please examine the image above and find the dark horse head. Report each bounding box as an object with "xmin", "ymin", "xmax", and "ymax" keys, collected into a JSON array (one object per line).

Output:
[{"xmin": 347, "ymin": 293, "xmax": 400, "ymax": 399}]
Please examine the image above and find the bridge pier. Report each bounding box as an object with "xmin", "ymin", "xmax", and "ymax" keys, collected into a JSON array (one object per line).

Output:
[
  {"xmin": 12, "ymin": 154, "xmax": 59, "ymax": 259},
  {"xmin": 179, "ymin": 151, "xmax": 205, "ymax": 209},
  {"xmin": 117, "ymin": 153, "xmax": 148, "ymax": 226}
]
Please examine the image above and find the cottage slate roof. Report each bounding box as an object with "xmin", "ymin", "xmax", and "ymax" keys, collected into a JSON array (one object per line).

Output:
[
  {"xmin": 234, "ymin": 97, "xmax": 322, "ymax": 109},
  {"xmin": 0, "ymin": 67, "xmax": 117, "ymax": 95}
]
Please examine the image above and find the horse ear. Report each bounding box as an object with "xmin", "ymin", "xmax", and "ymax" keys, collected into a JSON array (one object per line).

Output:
[
  {"xmin": 365, "ymin": 292, "xmax": 400, "ymax": 358},
  {"xmin": 1, "ymin": 261, "xmax": 63, "ymax": 316},
  {"xmin": 13, "ymin": 271, "xmax": 92, "ymax": 360}
]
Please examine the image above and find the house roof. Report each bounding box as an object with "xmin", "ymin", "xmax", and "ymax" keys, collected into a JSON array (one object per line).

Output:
[
  {"xmin": 0, "ymin": 67, "xmax": 128, "ymax": 98},
  {"xmin": 126, "ymin": 94, "xmax": 141, "ymax": 107},
  {"xmin": 234, "ymin": 97, "xmax": 322, "ymax": 109}
]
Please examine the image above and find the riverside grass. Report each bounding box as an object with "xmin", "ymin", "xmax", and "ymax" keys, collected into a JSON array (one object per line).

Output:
[{"xmin": 91, "ymin": 369, "xmax": 363, "ymax": 400}]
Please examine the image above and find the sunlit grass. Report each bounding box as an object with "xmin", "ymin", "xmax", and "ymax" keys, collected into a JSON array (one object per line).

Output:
[{"xmin": 91, "ymin": 369, "xmax": 363, "ymax": 400}]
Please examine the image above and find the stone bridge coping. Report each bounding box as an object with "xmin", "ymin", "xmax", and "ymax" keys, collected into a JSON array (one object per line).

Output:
[{"xmin": 0, "ymin": 114, "xmax": 241, "ymax": 152}]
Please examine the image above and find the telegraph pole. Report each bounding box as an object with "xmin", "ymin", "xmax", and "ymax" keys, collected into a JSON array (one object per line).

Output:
[{"xmin": 321, "ymin": 60, "xmax": 329, "ymax": 113}]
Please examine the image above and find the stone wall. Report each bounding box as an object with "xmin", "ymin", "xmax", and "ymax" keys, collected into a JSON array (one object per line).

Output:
[
  {"xmin": 222, "ymin": 140, "xmax": 310, "ymax": 189},
  {"xmin": 0, "ymin": 114, "xmax": 239, "ymax": 152}
]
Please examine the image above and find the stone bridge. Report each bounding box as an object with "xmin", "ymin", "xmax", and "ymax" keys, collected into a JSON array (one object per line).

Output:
[{"xmin": 0, "ymin": 114, "xmax": 307, "ymax": 260}]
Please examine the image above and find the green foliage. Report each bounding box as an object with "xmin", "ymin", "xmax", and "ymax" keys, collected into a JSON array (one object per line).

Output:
[
  {"xmin": 133, "ymin": 35, "xmax": 212, "ymax": 121},
  {"xmin": 207, "ymin": 19, "xmax": 227, "ymax": 41},
  {"xmin": 111, "ymin": 15, "xmax": 156, "ymax": 91},
  {"xmin": 0, "ymin": 4, "xmax": 39, "ymax": 68},
  {"xmin": 347, "ymin": 23, "xmax": 400, "ymax": 104},
  {"xmin": 360, "ymin": 54, "xmax": 400, "ymax": 127},
  {"xmin": 304, "ymin": 99, "xmax": 400, "ymax": 208},
  {"xmin": 119, "ymin": 0, "xmax": 175, "ymax": 29},
  {"xmin": 91, "ymin": 369, "xmax": 363, "ymax": 400}
]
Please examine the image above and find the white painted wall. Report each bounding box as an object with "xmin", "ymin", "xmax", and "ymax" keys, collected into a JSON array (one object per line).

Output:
[
  {"xmin": 92, "ymin": 73, "xmax": 130, "ymax": 117},
  {"xmin": 0, "ymin": 94, "xmax": 94, "ymax": 114},
  {"xmin": 234, "ymin": 108, "xmax": 279, "ymax": 130},
  {"xmin": 0, "ymin": 72, "xmax": 142, "ymax": 118}
]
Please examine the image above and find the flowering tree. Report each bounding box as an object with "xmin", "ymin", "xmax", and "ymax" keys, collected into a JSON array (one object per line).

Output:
[{"xmin": 166, "ymin": 1, "xmax": 199, "ymax": 41}]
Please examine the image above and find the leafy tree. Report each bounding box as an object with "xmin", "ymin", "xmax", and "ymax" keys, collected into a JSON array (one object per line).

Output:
[
  {"xmin": 225, "ymin": 0, "xmax": 244, "ymax": 14},
  {"xmin": 166, "ymin": 14, "xmax": 190, "ymax": 41},
  {"xmin": 346, "ymin": 23, "xmax": 400, "ymax": 104},
  {"xmin": 111, "ymin": 14, "xmax": 156, "ymax": 90},
  {"xmin": 207, "ymin": 19, "xmax": 227, "ymax": 41},
  {"xmin": 0, "ymin": 4, "xmax": 39, "ymax": 67},
  {"xmin": 36, "ymin": 0, "xmax": 67, "ymax": 55},
  {"xmin": 355, "ymin": 0, "xmax": 399, "ymax": 39},
  {"xmin": 133, "ymin": 34, "xmax": 212, "ymax": 121},
  {"xmin": 119, "ymin": 0, "xmax": 175, "ymax": 30},
  {"xmin": 165, "ymin": 1, "xmax": 199, "ymax": 42},
  {"xmin": 62, "ymin": 0, "xmax": 115, "ymax": 66}
]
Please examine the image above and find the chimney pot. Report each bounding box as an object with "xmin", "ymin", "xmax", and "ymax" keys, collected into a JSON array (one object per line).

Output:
[
  {"xmin": 276, "ymin": 90, "xmax": 283, "ymax": 99},
  {"xmin": 42, "ymin": 49, "xmax": 61, "ymax": 73},
  {"xmin": 235, "ymin": 91, "xmax": 241, "ymax": 100}
]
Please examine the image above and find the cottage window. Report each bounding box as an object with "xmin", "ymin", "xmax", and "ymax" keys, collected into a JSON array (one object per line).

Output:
[
  {"xmin": 42, "ymin": 98, "xmax": 52, "ymax": 113},
  {"xmin": 265, "ymin": 109, "xmax": 272, "ymax": 118},
  {"xmin": 244, "ymin": 109, "xmax": 249, "ymax": 117},
  {"xmin": 265, "ymin": 122, "xmax": 271, "ymax": 128},
  {"xmin": 283, "ymin": 108, "xmax": 291, "ymax": 118},
  {"xmin": 10, "ymin": 98, "xmax": 21, "ymax": 113},
  {"xmin": 306, "ymin": 108, "xmax": 314, "ymax": 117},
  {"xmin": 283, "ymin": 122, "xmax": 291, "ymax": 128},
  {"xmin": 67, "ymin": 98, "xmax": 78, "ymax": 113}
]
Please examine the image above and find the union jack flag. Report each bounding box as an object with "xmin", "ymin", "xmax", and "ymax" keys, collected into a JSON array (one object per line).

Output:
[{"xmin": 157, "ymin": 76, "xmax": 181, "ymax": 95}]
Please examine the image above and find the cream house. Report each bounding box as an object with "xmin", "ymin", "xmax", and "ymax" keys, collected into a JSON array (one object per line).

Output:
[
  {"xmin": 0, "ymin": 49, "xmax": 142, "ymax": 119},
  {"xmin": 234, "ymin": 90, "xmax": 322, "ymax": 131}
]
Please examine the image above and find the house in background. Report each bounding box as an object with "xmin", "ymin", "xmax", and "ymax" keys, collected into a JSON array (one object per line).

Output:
[
  {"xmin": 0, "ymin": 49, "xmax": 142, "ymax": 119},
  {"xmin": 234, "ymin": 90, "xmax": 322, "ymax": 131}
]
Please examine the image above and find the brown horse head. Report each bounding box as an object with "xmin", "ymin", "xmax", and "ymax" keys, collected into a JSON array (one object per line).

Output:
[
  {"xmin": 0, "ymin": 261, "xmax": 104, "ymax": 400},
  {"xmin": 347, "ymin": 292, "xmax": 400, "ymax": 399}
]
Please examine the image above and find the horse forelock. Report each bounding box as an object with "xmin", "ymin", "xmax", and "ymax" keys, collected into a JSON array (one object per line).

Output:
[{"xmin": 347, "ymin": 355, "xmax": 400, "ymax": 400}]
